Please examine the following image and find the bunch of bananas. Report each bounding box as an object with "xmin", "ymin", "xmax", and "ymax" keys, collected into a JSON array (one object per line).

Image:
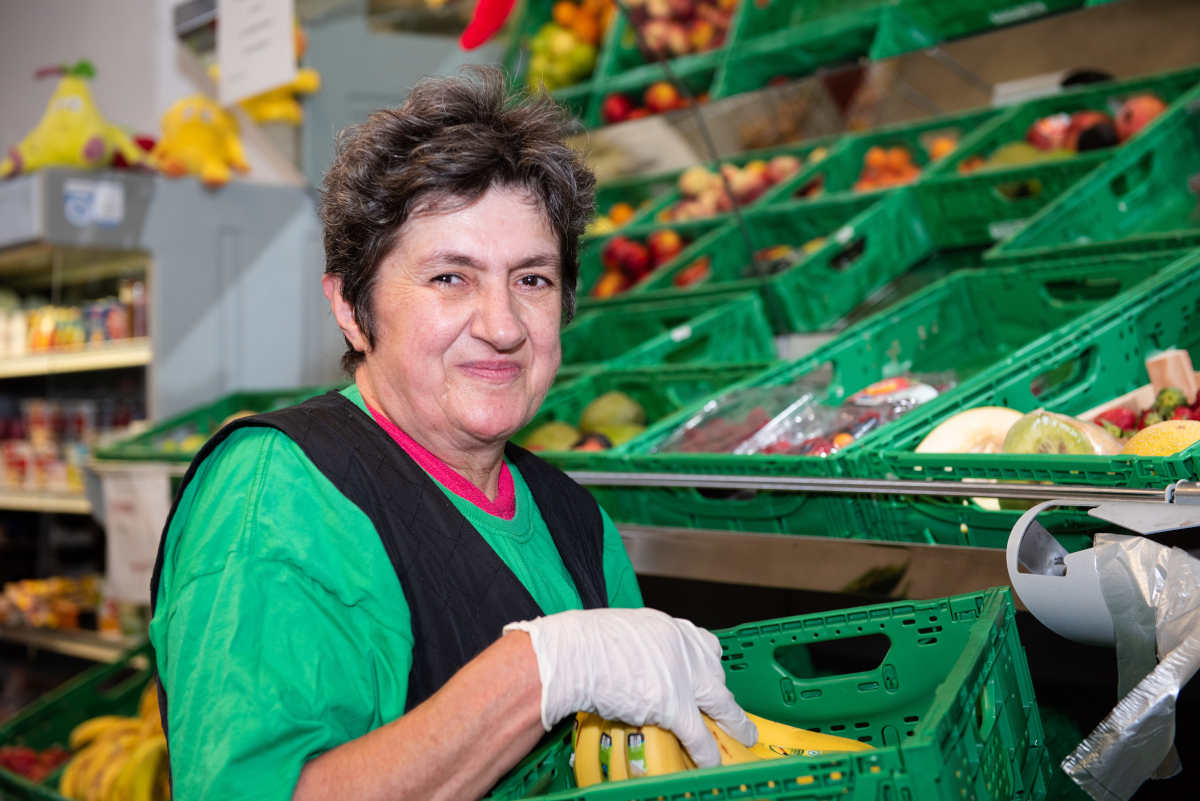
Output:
[
  {"xmin": 572, "ymin": 711, "xmax": 872, "ymax": 786},
  {"xmin": 58, "ymin": 682, "xmax": 169, "ymax": 801}
]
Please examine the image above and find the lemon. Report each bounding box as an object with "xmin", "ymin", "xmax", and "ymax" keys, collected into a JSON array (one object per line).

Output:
[{"xmin": 1120, "ymin": 420, "xmax": 1200, "ymax": 456}]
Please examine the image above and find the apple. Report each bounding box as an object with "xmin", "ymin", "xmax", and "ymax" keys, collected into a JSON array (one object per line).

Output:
[
  {"xmin": 602, "ymin": 236, "xmax": 631, "ymax": 273},
  {"xmin": 615, "ymin": 238, "xmax": 652, "ymax": 280},
  {"xmin": 602, "ymin": 93, "xmax": 635, "ymax": 124},
  {"xmin": 679, "ymin": 165, "xmax": 716, "ymax": 197},
  {"xmin": 695, "ymin": 187, "xmax": 724, "ymax": 216},
  {"xmin": 1026, "ymin": 112, "xmax": 1070, "ymax": 151},
  {"xmin": 646, "ymin": 0, "xmax": 671, "ymax": 19},
  {"xmin": 664, "ymin": 21, "xmax": 691, "ymax": 56},
  {"xmin": 627, "ymin": 108, "xmax": 652, "ymax": 120},
  {"xmin": 640, "ymin": 20, "xmax": 672, "ymax": 57},
  {"xmin": 1116, "ymin": 94, "xmax": 1167, "ymax": 141},
  {"xmin": 647, "ymin": 228, "xmax": 685, "ymax": 265},
  {"xmin": 1064, "ymin": 110, "xmax": 1115, "ymax": 151},
  {"xmin": 667, "ymin": 0, "xmax": 694, "ymax": 20},
  {"xmin": 688, "ymin": 19, "xmax": 717, "ymax": 51},
  {"xmin": 644, "ymin": 81, "xmax": 682, "ymax": 113},
  {"xmin": 592, "ymin": 271, "xmax": 628, "ymax": 298},
  {"xmin": 765, "ymin": 154, "xmax": 801, "ymax": 184}
]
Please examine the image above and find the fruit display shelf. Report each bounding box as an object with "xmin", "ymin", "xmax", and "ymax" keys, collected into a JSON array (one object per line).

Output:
[
  {"xmin": 987, "ymin": 79, "xmax": 1200, "ymax": 265},
  {"xmin": 517, "ymin": 361, "xmax": 775, "ymax": 471},
  {"xmin": 586, "ymin": 247, "xmax": 1177, "ymax": 539},
  {"xmin": 930, "ymin": 65, "xmax": 1200, "ymax": 204},
  {"xmin": 489, "ymin": 587, "xmax": 1048, "ymax": 801},
  {"xmin": 862, "ymin": 247, "xmax": 1200, "ymax": 491}
]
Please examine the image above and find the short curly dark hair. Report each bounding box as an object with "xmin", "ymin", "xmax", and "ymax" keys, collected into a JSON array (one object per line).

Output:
[{"xmin": 319, "ymin": 66, "xmax": 596, "ymax": 373}]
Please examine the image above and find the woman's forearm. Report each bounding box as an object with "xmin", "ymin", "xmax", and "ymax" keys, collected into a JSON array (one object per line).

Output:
[{"xmin": 293, "ymin": 630, "xmax": 545, "ymax": 801}]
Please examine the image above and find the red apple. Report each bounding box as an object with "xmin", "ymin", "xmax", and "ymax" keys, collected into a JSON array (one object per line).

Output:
[
  {"xmin": 1116, "ymin": 94, "xmax": 1167, "ymax": 141},
  {"xmin": 1064, "ymin": 110, "xmax": 1114, "ymax": 151},
  {"xmin": 644, "ymin": 81, "xmax": 682, "ymax": 113},
  {"xmin": 602, "ymin": 236, "xmax": 631, "ymax": 272},
  {"xmin": 1025, "ymin": 112, "xmax": 1070, "ymax": 151},
  {"xmin": 602, "ymin": 93, "xmax": 635, "ymax": 124},
  {"xmin": 667, "ymin": 0, "xmax": 694, "ymax": 20},
  {"xmin": 616, "ymin": 239, "xmax": 652, "ymax": 280},
  {"xmin": 765, "ymin": 154, "xmax": 801, "ymax": 184},
  {"xmin": 647, "ymin": 228, "xmax": 685, "ymax": 266}
]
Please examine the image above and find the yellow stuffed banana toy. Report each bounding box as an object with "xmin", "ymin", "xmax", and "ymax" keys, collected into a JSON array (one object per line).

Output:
[
  {"xmin": 1, "ymin": 60, "xmax": 145, "ymax": 178},
  {"xmin": 573, "ymin": 712, "xmax": 872, "ymax": 787}
]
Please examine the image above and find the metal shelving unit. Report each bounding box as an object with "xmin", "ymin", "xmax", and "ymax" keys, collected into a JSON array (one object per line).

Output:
[
  {"xmin": 0, "ymin": 490, "xmax": 91, "ymax": 515},
  {"xmin": 0, "ymin": 625, "xmax": 140, "ymax": 664},
  {"xmin": 0, "ymin": 338, "xmax": 152, "ymax": 380}
]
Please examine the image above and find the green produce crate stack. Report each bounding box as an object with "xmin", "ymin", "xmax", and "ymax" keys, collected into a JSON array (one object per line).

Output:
[
  {"xmin": 601, "ymin": 248, "xmax": 1176, "ymax": 538},
  {"xmin": 594, "ymin": 7, "xmax": 728, "ymax": 85},
  {"xmin": 582, "ymin": 57, "xmax": 719, "ymax": 128},
  {"xmin": 769, "ymin": 106, "xmax": 1003, "ymax": 205},
  {"xmin": 559, "ymin": 291, "xmax": 775, "ymax": 373},
  {"xmin": 586, "ymin": 168, "xmax": 682, "ymax": 238},
  {"xmin": 516, "ymin": 362, "xmax": 776, "ymax": 471},
  {"xmin": 0, "ymin": 643, "xmax": 154, "ymax": 801},
  {"xmin": 988, "ymin": 82, "xmax": 1200, "ymax": 265},
  {"xmin": 92, "ymin": 386, "xmax": 336, "ymax": 464},
  {"xmin": 488, "ymin": 588, "xmax": 1048, "ymax": 801},
  {"xmin": 867, "ymin": 246, "xmax": 1200, "ymax": 490},
  {"xmin": 575, "ymin": 214, "xmax": 728, "ymax": 298}
]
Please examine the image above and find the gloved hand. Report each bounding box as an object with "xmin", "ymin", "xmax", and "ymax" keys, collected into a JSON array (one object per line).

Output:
[{"xmin": 504, "ymin": 607, "xmax": 757, "ymax": 768}]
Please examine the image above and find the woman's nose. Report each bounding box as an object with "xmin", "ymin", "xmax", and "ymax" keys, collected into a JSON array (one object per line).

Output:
[{"xmin": 471, "ymin": 282, "xmax": 526, "ymax": 352}]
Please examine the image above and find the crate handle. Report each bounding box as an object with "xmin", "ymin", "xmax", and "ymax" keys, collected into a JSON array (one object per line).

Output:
[
  {"xmin": 771, "ymin": 633, "xmax": 891, "ymax": 682},
  {"xmin": 1025, "ymin": 347, "xmax": 1097, "ymax": 407},
  {"xmin": 1039, "ymin": 276, "xmax": 1125, "ymax": 306},
  {"xmin": 975, "ymin": 680, "xmax": 999, "ymax": 741},
  {"xmin": 1107, "ymin": 150, "xmax": 1155, "ymax": 199},
  {"xmin": 989, "ymin": 178, "xmax": 1043, "ymax": 205},
  {"xmin": 828, "ymin": 236, "xmax": 866, "ymax": 273}
]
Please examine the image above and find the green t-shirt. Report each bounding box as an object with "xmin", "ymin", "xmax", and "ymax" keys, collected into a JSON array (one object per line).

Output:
[{"xmin": 149, "ymin": 386, "xmax": 641, "ymax": 800}]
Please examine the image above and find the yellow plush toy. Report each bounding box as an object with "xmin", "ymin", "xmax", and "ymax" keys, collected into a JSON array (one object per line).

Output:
[
  {"xmin": 209, "ymin": 26, "xmax": 321, "ymax": 126},
  {"xmin": 1, "ymin": 61, "xmax": 145, "ymax": 178},
  {"xmin": 149, "ymin": 95, "xmax": 249, "ymax": 187}
]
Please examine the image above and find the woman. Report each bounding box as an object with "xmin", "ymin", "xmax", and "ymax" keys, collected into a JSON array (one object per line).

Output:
[{"xmin": 149, "ymin": 67, "xmax": 755, "ymax": 801}]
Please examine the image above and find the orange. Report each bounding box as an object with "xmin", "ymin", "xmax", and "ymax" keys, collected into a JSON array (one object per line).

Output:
[
  {"xmin": 608, "ymin": 202, "xmax": 636, "ymax": 225},
  {"xmin": 928, "ymin": 135, "xmax": 956, "ymax": 160},
  {"xmin": 552, "ymin": 1, "xmax": 577, "ymax": 27},
  {"xmin": 864, "ymin": 146, "xmax": 887, "ymax": 171},
  {"xmin": 571, "ymin": 13, "xmax": 600, "ymax": 44},
  {"xmin": 885, "ymin": 146, "xmax": 911, "ymax": 172}
]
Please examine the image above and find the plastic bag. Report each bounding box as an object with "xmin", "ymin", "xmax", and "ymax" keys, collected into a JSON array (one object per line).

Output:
[
  {"xmin": 737, "ymin": 373, "xmax": 957, "ymax": 456},
  {"xmin": 650, "ymin": 370, "xmax": 832, "ymax": 454}
]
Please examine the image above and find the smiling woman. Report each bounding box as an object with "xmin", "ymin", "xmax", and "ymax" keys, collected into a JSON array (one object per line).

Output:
[{"xmin": 146, "ymin": 66, "xmax": 757, "ymax": 801}]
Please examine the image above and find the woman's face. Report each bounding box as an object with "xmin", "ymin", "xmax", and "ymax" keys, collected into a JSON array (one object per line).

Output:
[{"xmin": 353, "ymin": 186, "xmax": 563, "ymax": 449}]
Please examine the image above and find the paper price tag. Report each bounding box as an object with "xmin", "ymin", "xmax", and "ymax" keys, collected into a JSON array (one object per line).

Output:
[
  {"xmin": 217, "ymin": 0, "xmax": 297, "ymax": 105},
  {"xmin": 669, "ymin": 324, "xmax": 693, "ymax": 342},
  {"xmin": 102, "ymin": 467, "xmax": 171, "ymax": 603},
  {"xmin": 63, "ymin": 179, "xmax": 124, "ymax": 227}
]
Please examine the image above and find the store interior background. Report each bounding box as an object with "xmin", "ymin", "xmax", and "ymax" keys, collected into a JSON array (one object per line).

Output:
[{"xmin": 1, "ymin": 0, "xmax": 1200, "ymax": 797}]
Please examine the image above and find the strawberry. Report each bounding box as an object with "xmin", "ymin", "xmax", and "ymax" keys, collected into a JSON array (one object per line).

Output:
[{"xmin": 1096, "ymin": 407, "xmax": 1137, "ymax": 432}]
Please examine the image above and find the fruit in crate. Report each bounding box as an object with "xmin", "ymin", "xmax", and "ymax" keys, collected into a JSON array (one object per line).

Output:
[
  {"xmin": 523, "ymin": 420, "xmax": 582, "ymax": 451},
  {"xmin": 586, "ymin": 201, "xmax": 639, "ymax": 236},
  {"xmin": 0, "ymin": 745, "xmax": 70, "ymax": 782},
  {"xmin": 1063, "ymin": 110, "xmax": 1118, "ymax": 152},
  {"xmin": 674, "ymin": 256, "xmax": 711, "ymax": 287},
  {"xmin": 580, "ymin": 391, "xmax": 646, "ymax": 431},
  {"xmin": 662, "ymin": 157, "xmax": 799, "ymax": 221},
  {"xmin": 572, "ymin": 711, "xmax": 871, "ymax": 786},
  {"xmin": 915, "ymin": 407, "xmax": 1024, "ymax": 454},
  {"xmin": 853, "ymin": 145, "xmax": 920, "ymax": 192},
  {"xmin": 625, "ymin": 0, "xmax": 737, "ymax": 61},
  {"xmin": 57, "ymin": 682, "xmax": 170, "ymax": 801},
  {"xmin": 1000, "ymin": 409, "xmax": 1122, "ymax": 455},
  {"xmin": 1115, "ymin": 94, "xmax": 1166, "ymax": 141},
  {"xmin": 526, "ymin": 0, "xmax": 613, "ymax": 94},
  {"xmin": 523, "ymin": 392, "xmax": 646, "ymax": 452},
  {"xmin": 601, "ymin": 92, "xmax": 636, "ymax": 124},
  {"xmin": 593, "ymin": 229, "xmax": 690, "ymax": 297},
  {"xmin": 1120, "ymin": 420, "xmax": 1200, "ymax": 456}
]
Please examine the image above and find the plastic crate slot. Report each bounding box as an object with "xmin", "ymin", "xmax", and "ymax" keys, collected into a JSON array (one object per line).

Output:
[
  {"xmin": 917, "ymin": 637, "xmax": 939, "ymax": 645},
  {"xmin": 917, "ymin": 626, "xmax": 942, "ymax": 635},
  {"xmin": 1108, "ymin": 150, "xmax": 1155, "ymax": 198},
  {"xmin": 1042, "ymin": 276, "xmax": 1124, "ymax": 304},
  {"xmin": 904, "ymin": 715, "xmax": 920, "ymax": 723},
  {"xmin": 773, "ymin": 633, "xmax": 891, "ymax": 680},
  {"xmin": 830, "ymin": 237, "xmax": 866, "ymax": 272},
  {"xmin": 800, "ymin": 688, "xmax": 823, "ymax": 700}
]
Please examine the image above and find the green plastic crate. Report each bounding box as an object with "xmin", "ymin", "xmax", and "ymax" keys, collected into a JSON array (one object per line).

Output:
[
  {"xmin": 489, "ymin": 587, "xmax": 1048, "ymax": 801},
  {"xmin": 516, "ymin": 362, "xmax": 775, "ymax": 471},
  {"xmin": 560, "ymin": 291, "xmax": 775, "ymax": 372},
  {"xmin": 582, "ymin": 58, "xmax": 718, "ymax": 129},
  {"xmin": 595, "ymin": 4, "xmax": 729, "ymax": 82},
  {"xmin": 871, "ymin": 0, "xmax": 1115, "ymax": 59},
  {"xmin": 931, "ymin": 65, "xmax": 1200, "ymax": 181},
  {"xmin": 0, "ymin": 643, "xmax": 153, "ymax": 801},
  {"xmin": 713, "ymin": 9, "xmax": 882, "ymax": 99},
  {"xmin": 772, "ymin": 106, "xmax": 1003, "ymax": 204},
  {"xmin": 987, "ymin": 86, "xmax": 1200, "ymax": 265},
  {"xmin": 92, "ymin": 386, "xmax": 336, "ymax": 464},
  {"xmin": 587, "ymin": 168, "xmax": 684, "ymax": 238},
  {"xmin": 618, "ymin": 245, "xmax": 1173, "ymax": 493},
  {"xmin": 865, "ymin": 247, "xmax": 1200, "ymax": 489},
  {"xmin": 729, "ymin": 0, "xmax": 887, "ymax": 54}
]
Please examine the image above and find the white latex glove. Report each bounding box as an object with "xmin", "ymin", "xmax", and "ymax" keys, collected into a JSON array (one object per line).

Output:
[{"xmin": 504, "ymin": 607, "xmax": 757, "ymax": 768}]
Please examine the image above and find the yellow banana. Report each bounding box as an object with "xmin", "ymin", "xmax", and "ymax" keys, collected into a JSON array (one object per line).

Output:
[
  {"xmin": 66, "ymin": 740, "xmax": 116, "ymax": 801},
  {"xmin": 111, "ymin": 734, "xmax": 168, "ymax": 801},
  {"xmin": 138, "ymin": 682, "xmax": 160, "ymax": 724},
  {"xmin": 571, "ymin": 713, "xmax": 605, "ymax": 788},
  {"xmin": 78, "ymin": 733, "xmax": 138, "ymax": 801},
  {"xmin": 746, "ymin": 712, "xmax": 873, "ymax": 758},
  {"xmin": 68, "ymin": 715, "xmax": 142, "ymax": 750},
  {"xmin": 604, "ymin": 723, "xmax": 631, "ymax": 781},
  {"xmin": 155, "ymin": 763, "xmax": 171, "ymax": 801},
  {"xmin": 701, "ymin": 716, "xmax": 759, "ymax": 765},
  {"xmin": 633, "ymin": 724, "xmax": 692, "ymax": 776},
  {"xmin": 58, "ymin": 743, "xmax": 101, "ymax": 800}
]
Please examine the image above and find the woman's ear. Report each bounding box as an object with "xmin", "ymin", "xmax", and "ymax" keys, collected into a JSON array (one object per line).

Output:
[{"xmin": 322, "ymin": 274, "xmax": 368, "ymax": 353}]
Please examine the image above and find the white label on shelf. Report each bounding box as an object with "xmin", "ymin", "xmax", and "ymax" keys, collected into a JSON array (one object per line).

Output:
[
  {"xmin": 834, "ymin": 226, "xmax": 854, "ymax": 245},
  {"xmin": 217, "ymin": 0, "xmax": 297, "ymax": 106},
  {"xmin": 102, "ymin": 467, "xmax": 171, "ymax": 603},
  {"xmin": 989, "ymin": 2, "xmax": 1047, "ymax": 26},
  {"xmin": 669, "ymin": 324, "xmax": 692, "ymax": 342},
  {"xmin": 987, "ymin": 219, "xmax": 1026, "ymax": 241},
  {"xmin": 63, "ymin": 179, "xmax": 124, "ymax": 227}
]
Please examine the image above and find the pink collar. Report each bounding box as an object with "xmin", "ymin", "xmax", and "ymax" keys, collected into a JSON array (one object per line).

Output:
[{"xmin": 365, "ymin": 402, "xmax": 516, "ymax": 520}]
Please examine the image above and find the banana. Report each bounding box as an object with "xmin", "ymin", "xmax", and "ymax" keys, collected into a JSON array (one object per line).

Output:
[
  {"xmin": 110, "ymin": 734, "xmax": 168, "ymax": 801},
  {"xmin": 604, "ymin": 723, "xmax": 631, "ymax": 781},
  {"xmin": 571, "ymin": 713, "xmax": 605, "ymax": 788},
  {"xmin": 634, "ymin": 724, "xmax": 692, "ymax": 776},
  {"xmin": 78, "ymin": 733, "xmax": 138, "ymax": 801},
  {"xmin": 746, "ymin": 712, "xmax": 873, "ymax": 758},
  {"xmin": 68, "ymin": 715, "xmax": 143, "ymax": 750},
  {"xmin": 701, "ymin": 716, "xmax": 758, "ymax": 765},
  {"xmin": 138, "ymin": 682, "xmax": 160, "ymax": 724},
  {"xmin": 58, "ymin": 743, "xmax": 102, "ymax": 800}
]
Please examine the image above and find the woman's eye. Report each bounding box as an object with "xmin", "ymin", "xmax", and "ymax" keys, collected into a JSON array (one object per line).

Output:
[{"xmin": 432, "ymin": 274, "xmax": 463, "ymax": 285}]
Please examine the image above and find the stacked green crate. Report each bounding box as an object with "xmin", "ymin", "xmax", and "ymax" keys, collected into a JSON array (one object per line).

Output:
[
  {"xmin": 575, "ymin": 214, "xmax": 729, "ymax": 298},
  {"xmin": 488, "ymin": 588, "xmax": 1047, "ymax": 801},
  {"xmin": 988, "ymin": 82, "xmax": 1200, "ymax": 264},
  {"xmin": 599, "ymin": 248, "xmax": 1174, "ymax": 537},
  {"xmin": 515, "ymin": 362, "xmax": 775, "ymax": 470},
  {"xmin": 871, "ymin": 0, "xmax": 1116, "ymax": 59},
  {"xmin": 560, "ymin": 291, "xmax": 775, "ymax": 375},
  {"xmin": 585, "ymin": 168, "xmax": 683, "ymax": 237},
  {"xmin": 856, "ymin": 248, "xmax": 1200, "ymax": 546}
]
